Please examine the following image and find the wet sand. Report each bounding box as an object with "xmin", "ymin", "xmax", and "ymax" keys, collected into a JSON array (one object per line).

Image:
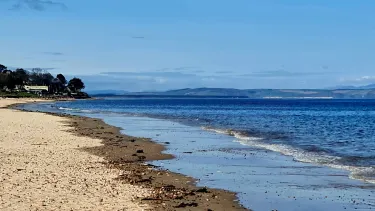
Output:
[{"xmin": 2, "ymin": 99, "xmax": 248, "ymax": 211}]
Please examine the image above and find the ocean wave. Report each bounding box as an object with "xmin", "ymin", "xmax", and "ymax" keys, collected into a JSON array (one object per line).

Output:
[
  {"xmin": 329, "ymin": 164, "xmax": 375, "ymax": 184},
  {"xmin": 57, "ymin": 107, "xmax": 92, "ymax": 113},
  {"xmin": 203, "ymin": 126, "xmax": 375, "ymax": 184},
  {"xmin": 202, "ymin": 127, "xmax": 263, "ymax": 141}
]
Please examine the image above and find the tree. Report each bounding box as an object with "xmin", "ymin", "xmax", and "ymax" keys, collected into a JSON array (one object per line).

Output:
[
  {"xmin": 0, "ymin": 72, "xmax": 15, "ymax": 90},
  {"xmin": 42, "ymin": 72, "xmax": 54, "ymax": 86},
  {"xmin": 0, "ymin": 74, "xmax": 7, "ymax": 89},
  {"xmin": 68, "ymin": 77, "xmax": 85, "ymax": 92},
  {"xmin": 29, "ymin": 68, "xmax": 43, "ymax": 85},
  {"xmin": 6, "ymin": 74, "xmax": 16, "ymax": 90},
  {"xmin": 0, "ymin": 64, "xmax": 7, "ymax": 73},
  {"xmin": 29, "ymin": 68, "xmax": 53, "ymax": 86},
  {"xmin": 56, "ymin": 74, "xmax": 67, "ymax": 85},
  {"xmin": 14, "ymin": 68, "xmax": 29, "ymax": 85}
]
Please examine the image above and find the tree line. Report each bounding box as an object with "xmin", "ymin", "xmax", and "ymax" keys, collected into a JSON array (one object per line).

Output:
[{"xmin": 0, "ymin": 64, "xmax": 85, "ymax": 93}]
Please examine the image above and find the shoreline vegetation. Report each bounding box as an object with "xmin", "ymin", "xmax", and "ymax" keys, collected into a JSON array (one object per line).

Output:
[
  {"xmin": 0, "ymin": 64, "xmax": 89, "ymax": 99},
  {"xmin": 2, "ymin": 99, "xmax": 248, "ymax": 211}
]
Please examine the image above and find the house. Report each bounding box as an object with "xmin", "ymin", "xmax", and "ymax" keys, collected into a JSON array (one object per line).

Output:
[
  {"xmin": 23, "ymin": 85, "xmax": 49, "ymax": 94},
  {"xmin": 49, "ymin": 78, "xmax": 64, "ymax": 93}
]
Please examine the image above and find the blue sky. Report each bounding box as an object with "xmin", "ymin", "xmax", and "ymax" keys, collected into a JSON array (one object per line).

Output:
[{"xmin": 1, "ymin": 0, "xmax": 375, "ymax": 91}]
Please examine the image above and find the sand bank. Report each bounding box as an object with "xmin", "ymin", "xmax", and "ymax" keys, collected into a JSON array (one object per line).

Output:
[{"xmin": 0, "ymin": 99, "xmax": 150, "ymax": 210}]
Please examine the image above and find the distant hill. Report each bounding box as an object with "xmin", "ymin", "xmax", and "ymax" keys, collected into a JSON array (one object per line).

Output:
[
  {"xmin": 360, "ymin": 84, "xmax": 375, "ymax": 89},
  {"xmin": 87, "ymin": 89, "xmax": 128, "ymax": 96},
  {"xmin": 328, "ymin": 83, "xmax": 375, "ymax": 90},
  {"xmin": 124, "ymin": 87, "xmax": 375, "ymax": 99}
]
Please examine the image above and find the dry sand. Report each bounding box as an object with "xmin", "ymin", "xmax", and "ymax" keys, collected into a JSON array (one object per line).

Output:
[{"xmin": 0, "ymin": 99, "xmax": 151, "ymax": 210}]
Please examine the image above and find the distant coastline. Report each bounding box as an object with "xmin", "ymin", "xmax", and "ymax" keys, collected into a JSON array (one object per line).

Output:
[{"xmin": 89, "ymin": 87, "xmax": 375, "ymax": 99}]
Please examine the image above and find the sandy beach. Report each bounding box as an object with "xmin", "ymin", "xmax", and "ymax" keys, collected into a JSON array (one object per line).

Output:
[
  {"xmin": 0, "ymin": 99, "xmax": 150, "ymax": 210},
  {"xmin": 1, "ymin": 98, "xmax": 246, "ymax": 211}
]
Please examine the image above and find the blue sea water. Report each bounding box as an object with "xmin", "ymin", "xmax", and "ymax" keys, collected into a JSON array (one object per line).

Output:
[{"xmin": 19, "ymin": 98, "xmax": 375, "ymax": 210}]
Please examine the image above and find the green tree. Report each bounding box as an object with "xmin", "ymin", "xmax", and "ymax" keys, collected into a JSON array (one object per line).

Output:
[
  {"xmin": 0, "ymin": 72, "xmax": 15, "ymax": 90},
  {"xmin": 6, "ymin": 74, "xmax": 16, "ymax": 90},
  {"xmin": 29, "ymin": 68, "xmax": 53, "ymax": 85},
  {"xmin": 29, "ymin": 68, "xmax": 43, "ymax": 85},
  {"xmin": 68, "ymin": 77, "xmax": 85, "ymax": 92},
  {"xmin": 56, "ymin": 74, "xmax": 67, "ymax": 85},
  {"xmin": 14, "ymin": 68, "xmax": 29, "ymax": 85},
  {"xmin": 42, "ymin": 72, "xmax": 54, "ymax": 86},
  {"xmin": 0, "ymin": 74, "xmax": 7, "ymax": 89},
  {"xmin": 0, "ymin": 64, "xmax": 7, "ymax": 72}
]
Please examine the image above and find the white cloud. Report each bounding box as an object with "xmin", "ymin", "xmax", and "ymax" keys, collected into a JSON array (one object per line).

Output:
[
  {"xmin": 355, "ymin": 76, "xmax": 375, "ymax": 81},
  {"xmin": 154, "ymin": 77, "xmax": 167, "ymax": 84},
  {"xmin": 340, "ymin": 76, "xmax": 375, "ymax": 83}
]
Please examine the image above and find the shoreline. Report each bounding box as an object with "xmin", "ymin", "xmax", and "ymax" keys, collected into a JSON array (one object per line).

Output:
[{"xmin": 10, "ymin": 100, "xmax": 249, "ymax": 210}]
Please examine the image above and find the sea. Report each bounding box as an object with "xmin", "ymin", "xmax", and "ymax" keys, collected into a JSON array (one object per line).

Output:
[{"xmin": 19, "ymin": 97, "xmax": 375, "ymax": 211}]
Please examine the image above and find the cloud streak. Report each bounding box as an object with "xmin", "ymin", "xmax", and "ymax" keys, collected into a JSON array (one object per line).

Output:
[
  {"xmin": 131, "ymin": 36, "xmax": 145, "ymax": 39},
  {"xmin": 100, "ymin": 71, "xmax": 198, "ymax": 79},
  {"xmin": 7, "ymin": 66, "xmax": 57, "ymax": 71},
  {"xmin": 153, "ymin": 66, "xmax": 200, "ymax": 73},
  {"xmin": 7, "ymin": 0, "xmax": 67, "ymax": 11},
  {"xmin": 42, "ymin": 52, "xmax": 64, "ymax": 56},
  {"xmin": 241, "ymin": 70, "xmax": 332, "ymax": 78},
  {"xmin": 215, "ymin": 71, "xmax": 232, "ymax": 74}
]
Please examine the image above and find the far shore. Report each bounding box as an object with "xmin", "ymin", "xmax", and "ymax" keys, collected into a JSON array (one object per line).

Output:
[{"xmin": 1, "ymin": 98, "xmax": 248, "ymax": 211}]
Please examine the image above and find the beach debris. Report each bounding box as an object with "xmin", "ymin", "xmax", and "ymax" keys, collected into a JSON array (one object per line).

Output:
[
  {"xmin": 146, "ymin": 185, "xmax": 198, "ymax": 201},
  {"xmin": 196, "ymin": 187, "xmax": 209, "ymax": 193},
  {"xmin": 119, "ymin": 170, "xmax": 132, "ymax": 176},
  {"xmin": 136, "ymin": 149, "xmax": 144, "ymax": 153},
  {"xmin": 141, "ymin": 197, "xmax": 163, "ymax": 201},
  {"xmin": 130, "ymin": 139, "xmax": 136, "ymax": 142},
  {"xmin": 137, "ymin": 156, "xmax": 146, "ymax": 161},
  {"xmin": 31, "ymin": 143, "xmax": 48, "ymax": 146},
  {"xmin": 175, "ymin": 202, "xmax": 198, "ymax": 208},
  {"xmin": 117, "ymin": 170, "xmax": 153, "ymax": 184},
  {"xmin": 145, "ymin": 164, "xmax": 160, "ymax": 168}
]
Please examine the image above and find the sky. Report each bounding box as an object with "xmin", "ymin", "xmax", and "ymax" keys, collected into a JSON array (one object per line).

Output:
[{"xmin": 1, "ymin": 0, "xmax": 375, "ymax": 91}]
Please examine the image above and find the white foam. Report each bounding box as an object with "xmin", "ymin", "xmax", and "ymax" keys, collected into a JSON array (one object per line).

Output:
[
  {"xmin": 201, "ymin": 127, "xmax": 263, "ymax": 141},
  {"xmin": 330, "ymin": 164, "xmax": 375, "ymax": 184},
  {"xmin": 202, "ymin": 126, "xmax": 375, "ymax": 184},
  {"xmin": 239, "ymin": 138, "xmax": 375, "ymax": 184},
  {"xmin": 58, "ymin": 107, "xmax": 92, "ymax": 113},
  {"xmin": 58, "ymin": 107, "xmax": 79, "ymax": 111}
]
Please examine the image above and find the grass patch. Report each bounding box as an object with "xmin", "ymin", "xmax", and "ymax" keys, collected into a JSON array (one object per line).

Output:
[{"xmin": 0, "ymin": 91, "xmax": 39, "ymax": 98}]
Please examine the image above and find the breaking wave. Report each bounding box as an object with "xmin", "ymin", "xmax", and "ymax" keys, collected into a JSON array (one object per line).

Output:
[
  {"xmin": 202, "ymin": 126, "xmax": 375, "ymax": 184},
  {"xmin": 57, "ymin": 107, "xmax": 93, "ymax": 113}
]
